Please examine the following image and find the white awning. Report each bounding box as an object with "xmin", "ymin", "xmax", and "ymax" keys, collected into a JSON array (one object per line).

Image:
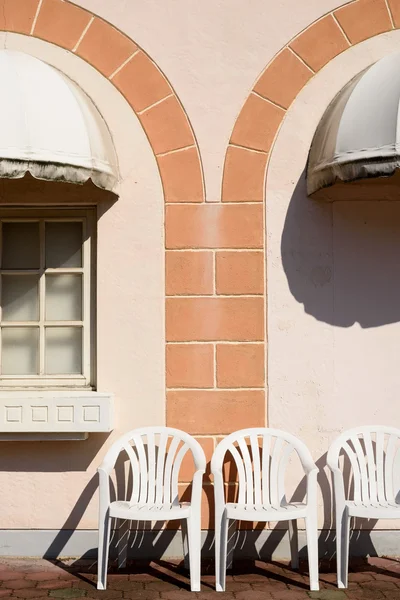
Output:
[
  {"xmin": 0, "ymin": 50, "xmax": 118, "ymax": 191},
  {"xmin": 307, "ymin": 52, "xmax": 400, "ymax": 198}
]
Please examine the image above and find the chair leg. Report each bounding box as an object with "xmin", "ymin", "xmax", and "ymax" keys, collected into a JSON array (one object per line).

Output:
[
  {"xmin": 305, "ymin": 512, "xmax": 319, "ymax": 591},
  {"xmin": 226, "ymin": 518, "xmax": 236, "ymax": 571},
  {"xmin": 288, "ymin": 519, "xmax": 299, "ymax": 570},
  {"xmin": 117, "ymin": 519, "xmax": 130, "ymax": 569},
  {"xmin": 336, "ymin": 507, "xmax": 350, "ymax": 589},
  {"xmin": 215, "ymin": 509, "xmax": 229, "ymax": 592},
  {"xmin": 97, "ymin": 509, "xmax": 111, "ymax": 590},
  {"xmin": 181, "ymin": 518, "xmax": 189, "ymax": 570},
  {"xmin": 186, "ymin": 513, "xmax": 202, "ymax": 592}
]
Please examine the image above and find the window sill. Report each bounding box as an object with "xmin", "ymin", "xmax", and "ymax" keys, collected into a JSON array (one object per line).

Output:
[{"xmin": 0, "ymin": 391, "xmax": 113, "ymax": 439}]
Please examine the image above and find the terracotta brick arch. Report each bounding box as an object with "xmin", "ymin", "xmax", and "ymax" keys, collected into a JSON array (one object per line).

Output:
[
  {"xmin": 0, "ymin": 0, "xmax": 204, "ymax": 203},
  {"xmin": 222, "ymin": 0, "xmax": 399, "ymax": 202}
]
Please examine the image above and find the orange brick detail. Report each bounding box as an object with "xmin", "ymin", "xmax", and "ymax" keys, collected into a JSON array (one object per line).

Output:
[
  {"xmin": 335, "ymin": 0, "xmax": 392, "ymax": 44},
  {"xmin": 139, "ymin": 96, "xmax": 194, "ymax": 155},
  {"xmin": 165, "ymin": 204, "xmax": 263, "ymax": 250},
  {"xmin": 254, "ymin": 48, "xmax": 313, "ymax": 109},
  {"xmin": 230, "ymin": 93, "xmax": 285, "ymax": 153},
  {"xmin": 179, "ymin": 437, "xmax": 214, "ymax": 482},
  {"xmin": 166, "ymin": 251, "xmax": 213, "ymax": 295},
  {"xmin": 76, "ymin": 18, "xmax": 137, "ymax": 78},
  {"xmin": 166, "ymin": 297, "xmax": 264, "ymax": 342},
  {"xmin": 388, "ymin": 0, "xmax": 400, "ymax": 27},
  {"xmin": 290, "ymin": 15, "xmax": 349, "ymax": 72},
  {"xmin": 167, "ymin": 390, "xmax": 265, "ymax": 434},
  {"xmin": 0, "ymin": 0, "xmax": 39, "ymax": 34},
  {"xmin": 222, "ymin": 146, "xmax": 267, "ymax": 203},
  {"xmin": 34, "ymin": 0, "xmax": 92, "ymax": 50},
  {"xmin": 216, "ymin": 343, "xmax": 265, "ymax": 388},
  {"xmin": 157, "ymin": 147, "xmax": 204, "ymax": 203},
  {"xmin": 166, "ymin": 343, "xmax": 214, "ymax": 388},
  {"xmin": 215, "ymin": 251, "xmax": 264, "ymax": 295},
  {"xmin": 112, "ymin": 51, "xmax": 172, "ymax": 113}
]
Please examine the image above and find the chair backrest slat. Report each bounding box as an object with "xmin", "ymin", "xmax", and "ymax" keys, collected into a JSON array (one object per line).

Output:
[
  {"xmin": 237, "ymin": 437, "xmax": 254, "ymax": 505},
  {"xmin": 385, "ymin": 434, "xmax": 397, "ymax": 504},
  {"xmin": 278, "ymin": 443, "xmax": 293, "ymax": 506},
  {"xmin": 229, "ymin": 444, "xmax": 247, "ymax": 505},
  {"xmin": 132, "ymin": 434, "xmax": 148, "ymax": 504},
  {"xmin": 146, "ymin": 432, "xmax": 156, "ymax": 504},
  {"xmin": 364, "ymin": 433, "xmax": 377, "ymax": 505},
  {"xmin": 351, "ymin": 435, "xmax": 369, "ymax": 504},
  {"xmin": 376, "ymin": 430, "xmax": 386, "ymax": 504},
  {"xmin": 250, "ymin": 434, "xmax": 262, "ymax": 506},
  {"xmin": 163, "ymin": 436, "xmax": 180, "ymax": 505},
  {"xmin": 342, "ymin": 440, "xmax": 362, "ymax": 504},
  {"xmin": 171, "ymin": 443, "xmax": 190, "ymax": 506},
  {"xmin": 155, "ymin": 431, "xmax": 169, "ymax": 505},
  {"xmin": 261, "ymin": 435, "xmax": 271, "ymax": 507},
  {"xmin": 124, "ymin": 442, "xmax": 140, "ymax": 504},
  {"xmin": 270, "ymin": 437, "xmax": 284, "ymax": 507}
]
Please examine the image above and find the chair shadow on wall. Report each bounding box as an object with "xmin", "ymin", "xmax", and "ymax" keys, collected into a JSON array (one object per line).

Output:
[
  {"xmin": 42, "ymin": 450, "xmax": 207, "ymax": 591},
  {"xmin": 220, "ymin": 445, "xmax": 400, "ymax": 585},
  {"xmin": 39, "ymin": 442, "xmax": 400, "ymax": 589}
]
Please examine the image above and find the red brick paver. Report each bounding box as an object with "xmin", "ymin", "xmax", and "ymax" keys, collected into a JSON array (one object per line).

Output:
[{"xmin": 0, "ymin": 557, "xmax": 398, "ymax": 598}]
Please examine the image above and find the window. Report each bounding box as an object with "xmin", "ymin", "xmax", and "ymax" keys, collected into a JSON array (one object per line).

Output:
[{"xmin": 0, "ymin": 208, "xmax": 95, "ymax": 388}]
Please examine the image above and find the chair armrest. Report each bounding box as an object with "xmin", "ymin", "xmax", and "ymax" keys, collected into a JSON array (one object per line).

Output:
[
  {"xmin": 213, "ymin": 470, "xmax": 226, "ymax": 513},
  {"xmin": 306, "ymin": 467, "xmax": 318, "ymax": 505},
  {"xmin": 98, "ymin": 466, "xmax": 111, "ymax": 512},
  {"xmin": 97, "ymin": 457, "xmax": 116, "ymax": 477},
  {"xmin": 329, "ymin": 467, "xmax": 346, "ymax": 506},
  {"xmin": 300, "ymin": 455, "xmax": 319, "ymax": 476},
  {"xmin": 187, "ymin": 468, "xmax": 204, "ymax": 513}
]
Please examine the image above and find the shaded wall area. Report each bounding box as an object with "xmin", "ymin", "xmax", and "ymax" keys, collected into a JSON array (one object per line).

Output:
[{"xmin": 279, "ymin": 172, "xmax": 400, "ymax": 433}]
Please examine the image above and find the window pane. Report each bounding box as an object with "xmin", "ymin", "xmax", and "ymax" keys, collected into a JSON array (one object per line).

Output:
[
  {"xmin": 45, "ymin": 327, "xmax": 82, "ymax": 374},
  {"xmin": 45, "ymin": 222, "xmax": 82, "ymax": 268},
  {"xmin": 2, "ymin": 222, "xmax": 40, "ymax": 269},
  {"xmin": 2, "ymin": 327, "xmax": 39, "ymax": 375},
  {"xmin": 45, "ymin": 274, "xmax": 82, "ymax": 321},
  {"xmin": 2, "ymin": 275, "xmax": 39, "ymax": 321}
]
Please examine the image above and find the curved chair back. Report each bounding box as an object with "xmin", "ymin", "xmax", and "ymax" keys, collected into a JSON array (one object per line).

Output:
[
  {"xmin": 211, "ymin": 427, "xmax": 316, "ymax": 507},
  {"xmin": 327, "ymin": 426, "xmax": 400, "ymax": 506},
  {"xmin": 101, "ymin": 426, "xmax": 206, "ymax": 506}
]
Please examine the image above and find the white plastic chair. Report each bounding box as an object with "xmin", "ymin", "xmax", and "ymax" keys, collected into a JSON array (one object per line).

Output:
[
  {"xmin": 97, "ymin": 426, "xmax": 206, "ymax": 591},
  {"xmin": 327, "ymin": 426, "xmax": 400, "ymax": 588},
  {"xmin": 211, "ymin": 428, "xmax": 319, "ymax": 591}
]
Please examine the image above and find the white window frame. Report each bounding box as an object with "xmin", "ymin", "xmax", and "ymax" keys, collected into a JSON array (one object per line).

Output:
[{"xmin": 0, "ymin": 207, "xmax": 95, "ymax": 390}]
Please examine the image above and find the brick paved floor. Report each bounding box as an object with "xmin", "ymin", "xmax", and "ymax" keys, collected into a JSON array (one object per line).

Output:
[{"xmin": 0, "ymin": 557, "xmax": 399, "ymax": 599}]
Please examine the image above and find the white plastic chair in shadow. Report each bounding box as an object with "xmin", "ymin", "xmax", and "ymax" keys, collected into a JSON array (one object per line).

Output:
[
  {"xmin": 97, "ymin": 426, "xmax": 206, "ymax": 591},
  {"xmin": 327, "ymin": 426, "xmax": 400, "ymax": 588},
  {"xmin": 211, "ymin": 427, "xmax": 319, "ymax": 592}
]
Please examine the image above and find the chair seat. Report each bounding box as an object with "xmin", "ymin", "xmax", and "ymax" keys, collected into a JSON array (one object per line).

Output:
[
  {"xmin": 225, "ymin": 501, "xmax": 308, "ymax": 521},
  {"xmin": 109, "ymin": 500, "xmax": 191, "ymax": 521},
  {"xmin": 346, "ymin": 500, "xmax": 400, "ymax": 519}
]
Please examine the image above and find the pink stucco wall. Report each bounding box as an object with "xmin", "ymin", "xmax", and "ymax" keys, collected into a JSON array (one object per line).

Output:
[{"xmin": 1, "ymin": 0, "xmax": 400, "ymax": 540}]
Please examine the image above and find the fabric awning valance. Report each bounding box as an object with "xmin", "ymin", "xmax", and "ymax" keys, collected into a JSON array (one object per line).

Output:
[
  {"xmin": 307, "ymin": 52, "xmax": 400, "ymax": 199},
  {"xmin": 0, "ymin": 50, "xmax": 118, "ymax": 192}
]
